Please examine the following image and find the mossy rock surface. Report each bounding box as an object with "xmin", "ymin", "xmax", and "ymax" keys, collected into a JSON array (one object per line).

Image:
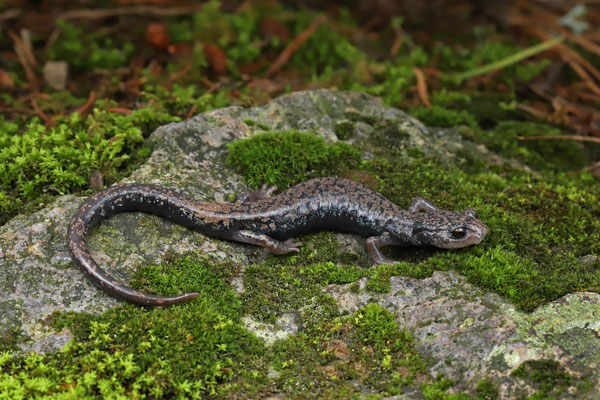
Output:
[{"xmin": 1, "ymin": 90, "xmax": 598, "ymax": 398}]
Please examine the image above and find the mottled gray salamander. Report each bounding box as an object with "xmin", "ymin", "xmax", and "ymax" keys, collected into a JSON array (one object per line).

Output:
[{"xmin": 68, "ymin": 177, "xmax": 488, "ymax": 306}]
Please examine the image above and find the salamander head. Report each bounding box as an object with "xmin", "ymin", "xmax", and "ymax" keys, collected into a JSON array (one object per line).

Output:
[{"xmin": 410, "ymin": 208, "xmax": 489, "ymax": 249}]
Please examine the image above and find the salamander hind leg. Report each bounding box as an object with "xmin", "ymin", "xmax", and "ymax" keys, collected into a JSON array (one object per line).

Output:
[
  {"xmin": 366, "ymin": 233, "xmax": 403, "ymax": 264},
  {"xmin": 237, "ymin": 184, "xmax": 278, "ymax": 203},
  {"xmin": 229, "ymin": 230, "xmax": 301, "ymax": 255}
]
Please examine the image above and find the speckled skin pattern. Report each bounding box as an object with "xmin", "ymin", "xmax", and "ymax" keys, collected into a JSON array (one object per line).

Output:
[{"xmin": 68, "ymin": 177, "xmax": 489, "ymax": 306}]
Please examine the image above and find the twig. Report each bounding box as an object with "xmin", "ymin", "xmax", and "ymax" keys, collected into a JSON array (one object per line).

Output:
[
  {"xmin": 59, "ymin": 5, "xmax": 209, "ymax": 20},
  {"xmin": 413, "ymin": 67, "xmax": 431, "ymax": 107},
  {"xmin": 201, "ymin": 78, "xmax": 217, "ymax": 94},
  {"xmin": 563, "ymin": 54, "xmax": 600, "ymax": 96},
  {"xmin": 509, "ymin": 12, "xmax": 600, "ymax": 95},
  {"xmin": 9, "ymin": 30, "xmax": 38, "ymax": 92},
  {"xmin": 72, "ymin": 91, "xmax": 96, "ymax": 115},
  {"xmin": 453, "ymin": 36, "xmax": 565, "ymax": 82},
  {"xmin": 566, "ymin": 33, "xmax": 600, "ymax": 58},
  {"xmin": 31, "ymin": 100, "xmax": 49, "ymax": 122},
  {"xmin": 186, "ymin": 104, "xmax": 197, "ymax": 119},
  {"xmin": 164, "ymin": 60, "xmax": 193, "ymax": 86},
  {"xmin": 516, "ymin": 103, "xmax": 557, "ymax": 122},
  {"xmin": 106, "ymin": 107, "xmax": 132, "ymax": 115},
  {"xmin": 266, "ymin": 14, "xmax": 326, "ymax": 77},
  {"xmin": 517, "ymin": 135, "xmax": 600, "ymax": 143}
]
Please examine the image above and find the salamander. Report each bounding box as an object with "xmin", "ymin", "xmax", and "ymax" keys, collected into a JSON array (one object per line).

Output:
[{"xmin": 67, "ymin": 177, "xmax": 489, "ymax": 306}]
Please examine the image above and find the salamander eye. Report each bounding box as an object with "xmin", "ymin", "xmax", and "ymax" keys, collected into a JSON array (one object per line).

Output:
[{"xmin": 451, "ymin": 227, "xmax": 467, "ymax": 239}]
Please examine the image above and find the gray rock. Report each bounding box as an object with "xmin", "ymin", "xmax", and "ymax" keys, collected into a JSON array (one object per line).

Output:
[{"xmin": 324, "ymin": 271, "xmax": 600, "ymax": 399}]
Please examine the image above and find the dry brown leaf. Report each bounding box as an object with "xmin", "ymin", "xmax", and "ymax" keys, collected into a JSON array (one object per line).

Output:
[
  {"xmin": 145, "ymin": 22, "xmax": 170, "ymax": 50},
  {"xmin": 203, "ymin": 44, "xmax": 228, "ymax": 75},
  {"xmin": 0, "ymin": 69, "xmax": 14, "ymax": 88},
  {"xmin": 260, "ymin": 18, "xmax": 289, "ymax": 42}
]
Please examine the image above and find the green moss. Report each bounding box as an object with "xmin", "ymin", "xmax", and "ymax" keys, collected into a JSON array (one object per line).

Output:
[
  {"xmin": 511, "ymin": 359, "xmax": 576, "ymax": 398},
  {"xmin": 242, "ymin": 232, "xmax": 369, "ymax": 322},
  {"xmin": 270, "ymin": 302, "xmax": 427, "ymax": 397},
  {"xmin": 49, "ymin": 20, "xmax": 135, "ymax": 71},
  {"xmin": 2, "ymin": 256, "xmax": 267, "ymax": 399},
  {"xmin": 477, "ymin": 121, "xmax": 589, "ymax": 171},
  {"xmin": 226, "ymin": 130, "xmax": 361, "ymax": 190},
  {"xmin": 290, "ymin": 9, "xmax": 364, "ymax": 77},
  {"xmin": 421, "ymin": 376, "xmax": 471, "ymax": 399},
  {"xmin": 476, "ymin": 378, "xmax": 499, "ymax": 399},
  {"xmin": 345, "ymin": 109, "xmax": 379, "ymax": 125},
  {"xmin": 0, "ymin": 105, "xmax": 177, "ymax": 225},
  {"xmin": 334, "ymin": 121, "xmax": 355, "ymax": 140}
]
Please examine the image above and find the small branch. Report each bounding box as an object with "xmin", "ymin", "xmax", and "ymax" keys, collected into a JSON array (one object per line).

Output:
[
  {"xmin": 9, "ymin": 30, "xmax": 38, "ymax": 92},
  {"xmin": 106, "ymin": 107, "xmax": 132, "ymax": 115},
  {"xmin": 186, "ymin": 104, "xmax": 197, "ymax": 119},
  {"xmin": 453, "ymin": 36, "xmax": 565, "ymax": 82},
  {"xmin": 31, "ymin": 100, "xmax": 49, "ymax": 122},
  {"xmin": 517, "ymin": 135, "xmax": 600, "ymax": 143},
  {"xmin": 266, "ymin": 14, "xmax": 326, "ymax": 77},
  {"xmin": 72, "ymin": 91, "xmax": 96, "ymax": 115}
]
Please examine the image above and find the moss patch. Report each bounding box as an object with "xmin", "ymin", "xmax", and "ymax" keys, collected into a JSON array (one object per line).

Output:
[
  {"xmin": 242, "ymin": 232, "xmax": 369, "ymax": 323},
  {"xmin": 511, "ymin": 359, "xmax": 584, "ymax": 398},
  {"xmin": 226, "ymin": 130, "xmax": 361, "ymax": 190},
  {"xmin": 334, "ymin": 120, "xmax": 356, "ymax": 140},
  {"xmin": 269, "ymin": 302, "xmax": 428, "ymax": 397}
]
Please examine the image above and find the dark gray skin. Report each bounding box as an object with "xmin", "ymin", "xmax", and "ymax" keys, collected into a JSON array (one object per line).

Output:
[{"xmin": 68, "ymin": 177, "xmax": 489, "ymax": 306}]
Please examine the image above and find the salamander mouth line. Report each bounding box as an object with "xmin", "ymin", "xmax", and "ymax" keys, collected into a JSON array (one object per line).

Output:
[{"xmin": 68, "ymin": 178, "xmax": 489, "ymax": 306}]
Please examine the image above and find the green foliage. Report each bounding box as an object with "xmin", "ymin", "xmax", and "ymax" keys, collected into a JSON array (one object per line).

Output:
[
  {"xmin": 0, "ymin": 254, "xmax": 428, "ymax": 399},
  {"xmin": 1, "ymin": 256, "xmax": 266, "ymax": 399},
  {"xmin": 49, "ymin": 20, "xmax": 135, "ymax": 71},
  {"xmin": 140, "ymin": 84, "xmax": 231, "ymax": 117},
  {"xmin": 167, "ymin": 0, "xmax": 283, "ymax": 67},
  {"xmin": 226, "ymin": 130, "xmax": 361, "ymax": 190},
  {"xmin": 291, "ymin": 10, "xmax": 365, "ymax": 77},
  {"xmin": 349, "ymin": 48, "xmax": 429, "ymax": 106}
]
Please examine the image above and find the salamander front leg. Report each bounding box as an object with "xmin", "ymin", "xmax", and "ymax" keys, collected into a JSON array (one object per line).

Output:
[
  {"xmin": 229, "ymin": 230, "xmax": 302, "ymax": 255},
  {"xmin": 366, "ymin": 232, "xmax": 403, "ymax": 264},
  {"xmin": 237, "ymin": 184, "xmax": 278, "ymax": 203},
  {"xmin": 409, "ymin": 197, "xmax": 439, "ymax": 213}
]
